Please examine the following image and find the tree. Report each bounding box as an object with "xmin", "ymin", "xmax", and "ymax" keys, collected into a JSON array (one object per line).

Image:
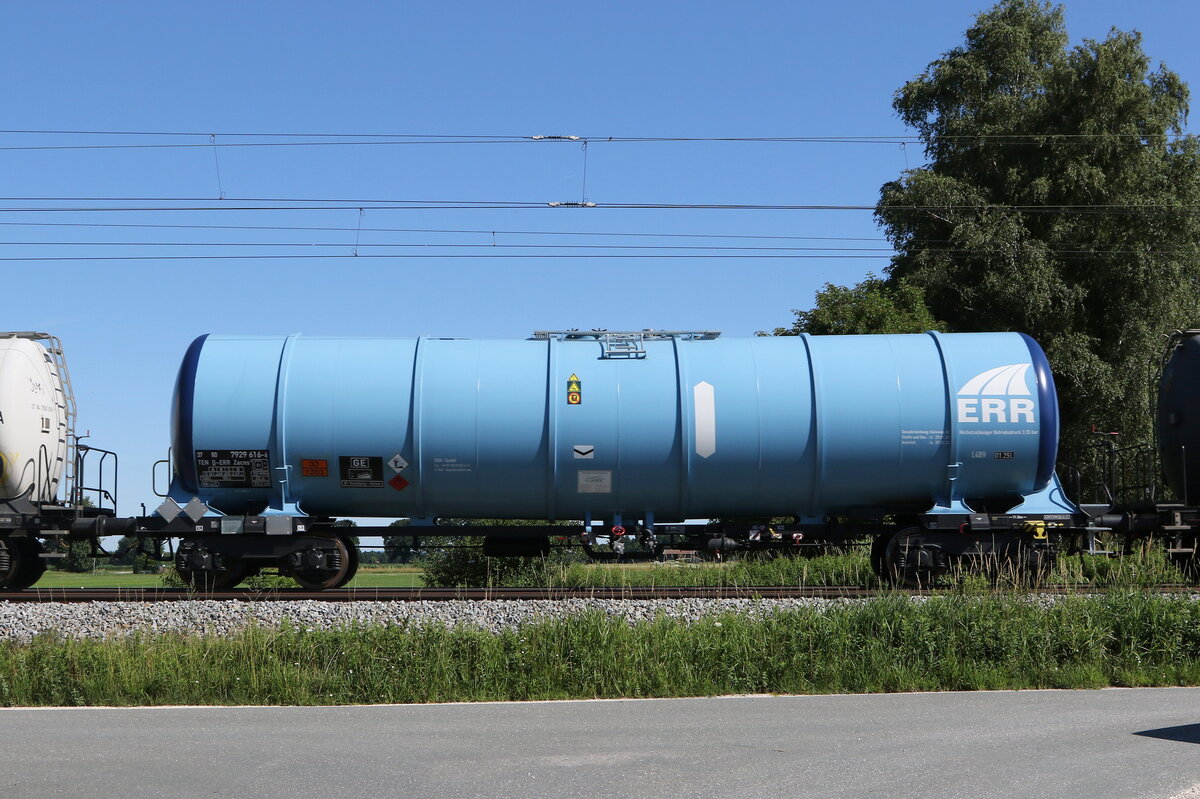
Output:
[
  {"xmin": 330, "ymin": 518, "xmax": 359, "ymax": 547},
  {"xmin": 768, "ymin": 275, "xmax": 944, "ymax": 335},
  {"xmin": 110, "ymin": 535, "xmax": 154, "ymax": 572},
  {"xmin": 58, "ymin": 540, "xmax": 94, "ymax": 573},
  {"xmin": 383, "ymin": 519, "xmax": 418, "ymax": 564},
  {"xmin": 874, "ymin": 0, "xmax": 1200, "ymax": 465},
  {"xmin": 417, "ymin": 519, "xmax": 582, "ymax": 587}
]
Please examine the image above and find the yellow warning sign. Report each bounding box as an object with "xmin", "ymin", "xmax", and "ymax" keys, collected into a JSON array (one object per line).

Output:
[{"xmin": 567, "ymin": 374, "xmax": 582, "ymax": 405}]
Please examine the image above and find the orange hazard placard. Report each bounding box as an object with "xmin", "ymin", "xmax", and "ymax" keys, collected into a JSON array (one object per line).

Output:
[{"xmin": 301, "ymin": 459, "xmax": 329, "ymax": 477}]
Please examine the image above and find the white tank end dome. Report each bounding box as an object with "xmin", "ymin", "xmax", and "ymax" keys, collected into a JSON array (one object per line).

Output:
[{"xmin": 0, "ymin": 335, "xmax": 68, "ymax": 502}]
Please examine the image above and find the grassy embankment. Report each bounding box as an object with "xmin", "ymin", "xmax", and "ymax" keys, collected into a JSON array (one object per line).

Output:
[
  {"xmin": 427, "ymin": 545, "xmax": 1193, "ymax": 590},
  {"xmin": 30, "ymin": 566, "xmax": 425, "ymax": 589},
  {"xmin": 30, "ymin": 543, "xmax": 1192, "ymax": 590},
  {"xmin": 3, "ymin": 592, "xmax": 1200, "ymax": 705}
]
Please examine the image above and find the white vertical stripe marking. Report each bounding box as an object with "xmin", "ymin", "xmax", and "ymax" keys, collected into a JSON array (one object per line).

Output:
[{"xmin": 694, "ymin": 381, "xmax": 716, "ymax": 458}]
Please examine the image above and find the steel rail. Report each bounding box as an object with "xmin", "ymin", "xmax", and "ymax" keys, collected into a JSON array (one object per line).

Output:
[{"xmin": 1, "ymin": 585, "xmax": 1197, "ymax": 602}]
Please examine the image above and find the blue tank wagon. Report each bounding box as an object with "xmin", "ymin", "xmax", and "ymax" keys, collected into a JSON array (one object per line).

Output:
[{"xmin": 164, "ymin": 329, "xmax": 1084, "ymax": 587}]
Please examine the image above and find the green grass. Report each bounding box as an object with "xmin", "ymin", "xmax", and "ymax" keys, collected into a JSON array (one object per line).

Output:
[
  {"xmin": 31, "ymin": 566, "xmax": 426, "ymax": 589},
  {"xmin": 27, "ymin": 544, "xmax": 1195, "ymax": 591},
  {"xmin": 518, "ymin": 552, "xmax": 877, "ymax": 588},
  {"xmin": 1047, "ymin": 543, "xmax": 1189, "ymax": 587},
  {"xmin": 3, "ymin": 592, "xmax": 1200, "ymax": 706},
  {"xmin": 442, "ymin": 545, "xmax": 1196, "ymax": 590},
  {"xmin": 32, "ymin": 571, "xmax": 162, "ymax": 588},
  {"xmin": 344, "ymin": 568, "xmax": 424, "ymax": 588}
]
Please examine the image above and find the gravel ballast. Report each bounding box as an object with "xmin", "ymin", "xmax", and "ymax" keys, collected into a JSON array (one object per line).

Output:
[
  {"xmin": 0, "ymin": 598, "xmax": 854, "ymax": 642},
  {"xmin": 3, "ymin": 594, "xmax": 1196, "ymax": 642}
]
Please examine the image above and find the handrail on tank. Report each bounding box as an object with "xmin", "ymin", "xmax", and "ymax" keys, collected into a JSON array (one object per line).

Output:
[
  {"xmin": 74, "ymin": 442, "xmax": 118, "ymax": 513},
  {"xmin": 530, "ymin": 330, "xmax": 721, "ymax": 341}
]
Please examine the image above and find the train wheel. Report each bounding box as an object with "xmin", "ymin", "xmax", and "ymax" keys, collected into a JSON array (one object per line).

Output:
[
  {"xmin": 882, "ymin": 528, "xmax": 942, "ymax": 588},
  {"xmin": 212, "ymin": 560, "xmax": 250, "ymax": 590},
  {"xmin": 9, "ymin": 538, "xmax": 47, "ymax": 589},
  {"xmin": 0, "ymin": 538, "xmax": 21, "ymax": 589},
  {"xmin": 178, "ymin": 568, "xmax": 244, "ymax": 591},
  {"xmin": 288, "ymin": 535, "xmax": 354, "ymax": 590},
  {"xmin": 333, "ymin": 537, "xmax": 359, "ymax": 588},
  {"xmin": 175, "ymin": 540, "xmax": 245, "ymax": 591}
]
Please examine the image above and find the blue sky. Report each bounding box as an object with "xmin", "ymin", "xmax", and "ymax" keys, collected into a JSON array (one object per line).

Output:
[{"xmin": 1, "ymin": 0, "xmax": 1196, "ymax": 514}]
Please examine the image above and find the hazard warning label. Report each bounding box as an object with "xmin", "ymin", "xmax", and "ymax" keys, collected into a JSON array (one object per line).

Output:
[
  {"xmin": 567, "ymin": 373, "xmax": 582, "ymax": 405},
  {"xmin": 301, "ymin": 459, "xmax": 328, "ymax": 477},
  {"xmin": 339, "ymin": 456, "xmax": 384, "ymax": 488}
]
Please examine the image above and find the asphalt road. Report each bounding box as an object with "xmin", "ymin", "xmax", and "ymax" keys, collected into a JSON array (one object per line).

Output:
[{"xmin": 3, "ymin": 689, "xmax": 1200, "ymax": 798}]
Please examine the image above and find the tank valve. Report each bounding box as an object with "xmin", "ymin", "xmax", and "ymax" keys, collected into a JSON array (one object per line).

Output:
[{"xmin": 611, "ymin": 525, "xmax": 626, "ymax": 537}]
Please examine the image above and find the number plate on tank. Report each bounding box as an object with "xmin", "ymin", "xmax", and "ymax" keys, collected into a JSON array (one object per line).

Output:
[{"xmin": 195, "ymin": 450, "xmax": 272, "ymax": 488}]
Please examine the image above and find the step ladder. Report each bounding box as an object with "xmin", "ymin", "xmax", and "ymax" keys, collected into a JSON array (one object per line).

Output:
[{"xmin": 600, "ymin": 332, "xmax": 646, "ymax": 359}]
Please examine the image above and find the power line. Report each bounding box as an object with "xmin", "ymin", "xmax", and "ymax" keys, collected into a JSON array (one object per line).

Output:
[
  {"xmin": 0, "ymin": 199, "xmax": 1193, "ymax": 215},
  {"xmin": 0, "ymin": 246, "xmax": 1191, "ymax": 262},
  {"xmin": 0, "ymin": 241, "xmax": 902, "ymax": 252},
  {"xmin": 0, "ymin": 140, "xmax": 543, "ymax": 151},
  {"xmin": 0, "ymin": 129, "xmax": 1190, "ymax": 147},
  {"xmin": 0, "ymin": 220, "xmax": 892, "ymax": 242},
  {"xmin": 0, "ymin": 220, "xmax": 1160, "ymax": 249},
  {"xmin": 3, "ymin": 240, "xmax": 1193, "ymax": 256},
  {"xmin": 0, "ymin": 253, "xmax": 893, "ymax": 261},
  {"xmin": 0, "ymin": 129, "xmax": 532, "ymax": 138}
]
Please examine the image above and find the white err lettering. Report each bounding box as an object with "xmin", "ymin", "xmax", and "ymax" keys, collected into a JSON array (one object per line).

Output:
[
  {"xmin": 981, "ymin": 398, "xmax": 1006, "ymax": 423},
  {"xmin": 1010, "ymin": 398, "xmax": 1035, "ymax": 423},
  {"xmin": 958, "ymin": 398, "xmax": 1036, "ymax": 424}
]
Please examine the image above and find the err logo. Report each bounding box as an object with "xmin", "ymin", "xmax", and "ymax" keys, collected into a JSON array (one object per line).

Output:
[{"xmin": 956, "ymin": 364, "xmax": 1036, "ymax": 424}]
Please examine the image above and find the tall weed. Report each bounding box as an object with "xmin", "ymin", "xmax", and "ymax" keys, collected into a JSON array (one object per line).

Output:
[{"xmin": 3, "ymin": 594, "xmax": 1200, "ymax": 705}]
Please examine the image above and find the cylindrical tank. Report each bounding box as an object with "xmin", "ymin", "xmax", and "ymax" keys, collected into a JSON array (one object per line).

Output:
[
  {"xmin": 0, "ymin": 335, "xmax": 67, "ymax": 503},
  {"xmin": 170, "ymin": 331, "xmax": 1059, "ymax": 521},
  {"xmin": 1158, "ymin": 330, "xmax": 1200, "ymax": 502}
]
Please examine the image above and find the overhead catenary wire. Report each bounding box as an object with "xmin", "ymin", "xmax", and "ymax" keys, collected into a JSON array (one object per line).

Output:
[
  {"xmin": 0, "ymin": 241, "xmax": 903, "ymax": 250},
  {"xmin": 2, "ymin": 130, "xmax": 1189, "ymax": 270},
  {"xmin": 0, "ymin": 254, "xmax": 900, "ymax": 261},
  {"xmin": 0, "ymin": 197, "xmax": 1194, "ymax": 214},
  {"xmin": 0, "ymin": 128, "xmax": 1190, "ymax": 151},
  {"xmin": 0, "ymin": 220, "xmax": 1168, "ymax": 249},
  {"xmin": 0, "ymin": 220, "xmax": 894, "ymax": 241},
  {"xmin": 0, "ymin": 241, "xmax": 1189, "ymax": 256},
  {"xmin": 0, "ymin": 246, "xmax": 1192, "ymax": 262}
]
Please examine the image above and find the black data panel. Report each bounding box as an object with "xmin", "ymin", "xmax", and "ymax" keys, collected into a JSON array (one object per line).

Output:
[
  {"xmin": 339, "ymin": 456, "xmax": 384, "ymax": 488},
  {"xmin": 195, "ymin": 450, "xmax": 272, "ymax": 489}
]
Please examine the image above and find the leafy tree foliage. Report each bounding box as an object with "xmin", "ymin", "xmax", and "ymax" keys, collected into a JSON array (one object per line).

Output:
[
  {"xmin": 58, "ymin": 541, "xmax": 93, "ymax": 573},
  {"xmin": 329, "ymin": 518, "xmax": 359, "ymax": 548},
  {"xmin": 768, "ymin": 275, "xmax": 944, "ymax": 335},
  {"xmin": 417, "ymin": 519, "xmax": 582, "ymax": 587},
  {"xmin": 874, "ymin": 0, "xmax": 1200, "ymax": 463},
  {"xmin": 383, "ymin": 519, "xmax": 419, "ymax": 564},
  {"xmin": 110, "ymin": 535, "xmax": 155, "ymax": 572}
]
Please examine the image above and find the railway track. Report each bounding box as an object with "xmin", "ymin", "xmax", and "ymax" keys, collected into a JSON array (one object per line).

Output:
[{"xmin": 2, "ymin": 584, "xmax": 1198, "ymax": 602}]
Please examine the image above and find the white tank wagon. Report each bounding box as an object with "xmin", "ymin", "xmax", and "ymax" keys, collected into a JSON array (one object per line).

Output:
[
  {"xmin": 0, "ymin": 333, "xmax": 72, "ymax": 504},
  {"xmin": 0, "ymin": 333, "xmax": 84, "ymax": 588}
]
